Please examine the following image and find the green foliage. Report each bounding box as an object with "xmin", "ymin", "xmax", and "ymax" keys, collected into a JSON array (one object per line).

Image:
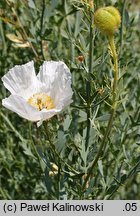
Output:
[{"xmin": 0, "ymin": 0, "xmax": 140, "ymax": 199}]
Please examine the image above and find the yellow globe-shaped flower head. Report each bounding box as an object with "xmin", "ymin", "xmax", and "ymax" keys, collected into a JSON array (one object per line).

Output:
[{"xmin": 94, "ymin": 6, "xmax": 121, "ymax": 36}]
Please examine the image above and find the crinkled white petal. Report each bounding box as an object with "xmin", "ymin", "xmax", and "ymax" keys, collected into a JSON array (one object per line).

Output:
[
  {"xmin": 37, "ymin": 61, "xmax": 73, "ymax": 106},
  {"xmin": 58, "ymin": 98, "xmax": 73, "ymax": 109},
  {"xmin": 2, "ymin": 95, "xmax": 41, "ymax": 121},
  {"xmin": 37, "ymin": 107, "xmax": 62, "ymax": 127},
  {"xmin": 2, "ymin": 95, "xmax": 64, "ymax": 126},
  {"xmin": 2, "ymin": 61, "xmax": 40, "ymax": 99},
  {"xmin": 2, "ymin": 60, "xmax": 73, "ymax": 126}
]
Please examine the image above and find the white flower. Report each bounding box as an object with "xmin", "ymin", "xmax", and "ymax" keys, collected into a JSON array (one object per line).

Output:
[{"xmin": 2, "ymin": 61, "xmax": 73, "ymax": 126}]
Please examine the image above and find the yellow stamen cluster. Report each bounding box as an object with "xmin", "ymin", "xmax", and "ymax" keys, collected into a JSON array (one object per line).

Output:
[
  {"xmin": 94, "ymin": 6, "xmax": 121, "ymax": 36},
  {"xmin": 28, "ymin": 93, "xmax": 55, "ymax": 111}
]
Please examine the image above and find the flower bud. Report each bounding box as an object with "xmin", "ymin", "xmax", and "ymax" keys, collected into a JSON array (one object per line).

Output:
[
  {"xmin": 94, "ymin": 6, "xmax": 121, "ymax": 36},
  {"xmin": 77, "ymin": 55, "xmax": 85, "ymax": 62}
]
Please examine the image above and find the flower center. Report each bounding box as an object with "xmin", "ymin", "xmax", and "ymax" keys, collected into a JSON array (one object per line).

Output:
[{"xmin": 28, "ymin": 93, "xmax": 55, "ymax": 111}]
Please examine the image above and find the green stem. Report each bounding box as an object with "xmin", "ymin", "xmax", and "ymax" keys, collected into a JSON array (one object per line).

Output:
[
  {"xmin": 30, "ymin": 139, "xmax": 44, "ymax": 172},
  {"xmin": 82, "ymin": 35, "xmax": 119, "ymax": 190},
  {"xmin": 0, "ymin": 112, "xmax": 25, "ymax": 143},
  {"xmin": 40, "ymin": 0, "xmax": 45, "ymax": 60},
  {"xmin": 0, "ymin": 188, "xmax": 10, "ymax": 199},
  {"xmin": 40, "ymin": 0, "xmax": 45, "ymax": 36},
  {"xmin": 65, "ymin": 0, "xmax": 75, "ymax": 63},
  {"xmin": 119, "ymin": 0, "xmax": 127, "ymax": 59},
  {"xmin": 57, "ymin": 160, "xmax": 61, "ymax": 200},
  {"xmin": 106, "ymin": 159, "xmax": 140, "ymax": 199},
  {"xmin": 109, "ymin": 36, "xmax": 118, "ymax": 104},
  {"xmin": 0, "ymin": 20, "xmax": 6, "ymax": 55},
  {"xmin": 44, "ymin": 123, "xmax": 79, "ymax": 174},
  {"xmin": 85, "ymin": 11, "xmax": 93, "ymax": 151},
  {"xmin": 29, "ymin": 124, "xmax": 44, "ymax": 172}
]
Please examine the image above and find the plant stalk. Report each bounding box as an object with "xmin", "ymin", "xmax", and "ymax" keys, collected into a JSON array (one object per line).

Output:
[
  {"xmin": 40, "ymin": 0, "xmax": 45, "ymax": 60},
  {"xmin": 44, "ymin": 123, "xmax": 79, "ymax": 174},
  {"xmin": 85, "ymin": 10, "xmax": 94, "ymax": 151},
  {"xmin": 119, "ymin": 0, "xmax": 127, "ymax": 59},
  {"xmin": 83, "ymin": 35, "xmax": 119, "ymax": 190}
]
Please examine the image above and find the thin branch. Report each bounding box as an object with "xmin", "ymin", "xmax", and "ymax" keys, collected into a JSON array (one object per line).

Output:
[{"xmin": 83, "ymin": 36, "xmax": 119, "ymax": 190}]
